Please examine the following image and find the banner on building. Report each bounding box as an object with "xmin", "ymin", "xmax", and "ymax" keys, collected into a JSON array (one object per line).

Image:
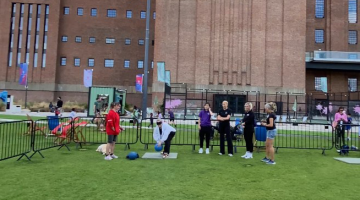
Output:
[
  {"xmin": 19, "ymin": 63, "xmax": 28, "ymax": 86},
  {"xmin": 83, "ymin": 69, "xmax": 93, "ymax": 88},
  {"xmin": 165, "ymin": 70, "xmax": 171, "ymax": 86},
  {"xmin": 136, "ymin": 74, "xmax": 144, "ymax": 93}
]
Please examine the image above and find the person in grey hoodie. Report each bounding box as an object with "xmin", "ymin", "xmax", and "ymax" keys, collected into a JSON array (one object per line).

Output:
[{"xmin": 153, "ymin": 119, "xmax": 176, "ymax": 158}]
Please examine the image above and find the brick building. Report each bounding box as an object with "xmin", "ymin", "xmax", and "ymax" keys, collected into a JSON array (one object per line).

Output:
[
  {"xmin": 306, "ymin": 0, "xmax": 360, "ymax": 96},
  {"xmin": 1, "ymin": 0, "xmax": 360, "ymax": 111},
  {"xmin": 0, "ymin": 0, "xmax": 155, "ymax": 106}
]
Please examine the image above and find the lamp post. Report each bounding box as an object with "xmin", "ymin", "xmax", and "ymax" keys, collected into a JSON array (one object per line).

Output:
[{"xmin": 141, "ymin": 0, "xmax": 151, "ymax": 120}]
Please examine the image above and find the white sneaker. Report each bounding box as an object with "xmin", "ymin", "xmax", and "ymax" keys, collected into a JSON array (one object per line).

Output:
[
  {"xmin": 218, "ymin": 153, "xmax": 223, "ymax": 155},
  {"xmin": 111, "ymin": 154, "xmax": 118, "ymax": 159},
  {"xmin": 228, "ymin": 154, "xmax": 233, "ymax": 157},
  {"xmin": 205, "ymin": 148, "xmax": 210, "ymax": 154},
  {"xmin": 198, "ymin": 148, "xmax": 204, "ymax": 154},
  {"xmin": 105, "ymin": 156, "xmax": 113, "ymax": 161},
  {"xmin": 241, "ymin": 151, "xmax": 249, "ymax": 158},
  {"xmin": 245, "ymin": 153, "xmax": 253, "ymax": 159}
]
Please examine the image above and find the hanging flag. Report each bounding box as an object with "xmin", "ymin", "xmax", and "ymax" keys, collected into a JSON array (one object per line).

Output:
[
  {"xmin": 321, "ymin": 77, "xmax": 328, "ymax": 93},
  {"xmin": 165, "ymin": 70, "xmax": 171, "ymax": 86},
  {"xmin": 157, "ymin": 62, "xmax": 166, "ymax": 83},
  {"xmin": 0, "ymin": 91, "xmax": 8, "ymax": 103},
  {"xmin": 292, "ymin": 98, "xmax": 297, "ymax": 112},
  {"xmin": 19, "ymin": 63, "xmax": 28, "ymax": 86},
  {"xmin": 83, "ymin": 69, "xmax": 93, "ymax": 88},
  {"xmin": 136, "ymin": 74, "xmax": 143, "ymax": 93}
]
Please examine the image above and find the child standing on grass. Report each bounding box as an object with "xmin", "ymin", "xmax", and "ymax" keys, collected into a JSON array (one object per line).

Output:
[
  {"xmin": 148, "ymin": 113, "xmax": 154, "ymax": 128},
  {"xmin": 261, "ymin": 102, "xmax": 277, "ymax": 165}
]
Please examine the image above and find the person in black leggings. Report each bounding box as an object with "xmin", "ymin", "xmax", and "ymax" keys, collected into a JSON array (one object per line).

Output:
[
  {"xmin": 217, "ymin": 101, "xmax": 233, "ymax": 157},
  {"xmin": 198, "ymin": 103, "xmax": 214, "ymax": 154},
  {"xmin": 241, "ymin": 102, "xmax": 255, "ymax": 159}
]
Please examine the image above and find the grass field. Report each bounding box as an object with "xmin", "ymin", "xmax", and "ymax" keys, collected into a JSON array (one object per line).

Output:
[
  {"xmin": 0, "ymin": 114, "xmax": 45, "ymax": 121},
  {"xmin": 0, "ymin": 142, "xmax": 359, "ymax": 200}
]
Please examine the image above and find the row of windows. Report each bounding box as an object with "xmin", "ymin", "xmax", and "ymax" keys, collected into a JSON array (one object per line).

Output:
[
  {"xmin": 60, "ymin": 57, "xmax": 154, "ymax": 68},
  {"xmin": 64, "ymin": 7, "xmax": 156, "ymax": 19},
  {"xmin": 315, "ymin": 77, "xmax": 358, "ymax": 92},
  {"xmin": 61, "ymin": 36, "xmax": 152, "ymax": 46},
  {"xmin": 315, "ymin": 30, "xmax": 358, "ymax": 44},
  {"xmin": 315, "ymin": 0, "xmax": 357, "ymax": 23}
]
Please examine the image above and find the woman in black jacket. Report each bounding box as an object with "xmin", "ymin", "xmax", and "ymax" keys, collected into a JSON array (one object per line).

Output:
[{"xmin": 241, "ymin": 102, "xmax": 255, "ymax": 159}]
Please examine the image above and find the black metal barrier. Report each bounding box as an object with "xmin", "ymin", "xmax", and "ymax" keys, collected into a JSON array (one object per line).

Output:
[
  {"xmin": 30, "ymin": 117, "xmax": 73, "ymax": 158},
  {"xmin": 2, "ymin": 117, "xmax": 360, "ymax": 162},
  {"xmin": 334, "ymin": 124, "xmax": 360, "ymax": 155},
  {"xmin": 140, "ymin": 119, "xmax": 336, "ymax": 154},
  {"xmin": 74, "ymin": 117, "xmax": 138, "ymax": 150},
  {"xmin": 0, "ymin": 120, "xmax": 32, "ymax": 161}
]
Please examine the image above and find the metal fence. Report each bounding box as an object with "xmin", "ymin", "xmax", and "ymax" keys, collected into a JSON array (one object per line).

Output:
[
  {"xmin": 140, "ymin": 119, "xmax": 335, "ymax": 154},
  {"xmin": 1, "ymin": 116, "xmax": 359, "ymax": 162},
  {"xmin": 0, "ymin": 120, "xmax": 32, "ymax": 161}
]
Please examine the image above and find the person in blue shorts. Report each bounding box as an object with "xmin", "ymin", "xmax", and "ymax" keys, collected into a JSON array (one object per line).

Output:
[{"xmin": 261, "ymin": 102, "xmax": 277, "ymax": 165}]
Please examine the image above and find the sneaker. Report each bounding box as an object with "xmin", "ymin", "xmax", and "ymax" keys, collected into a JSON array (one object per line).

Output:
[
  {"xmin": 267, "ymin": 160, "xmax": 276, "ymax": 165},
  {"xmin": 347, "ymin": 137, "xmax": 351, "ymax": 141},
  {"xmin": 218, "ymin": 153, "xmax": 223, "ymax": 156},
  {"xmin": 198, "ymin": 148, "xmax": 204, "ymax": 154},
  {"xmin": 105, "ymin": 156, "xmax": 113, "ymax": 161},
  {"xmin": 245, "ymin": 153, "xmax": 253, "ymax": 159},
  {"xmin": 111, "ymin": 154, "xmax": 118, "ymax": 159},
  {"xmin": 261, "ymin": 157, "xmax": 270, "ymax": 162},
  {"xmin": 205, "ymin": 148, "xmax": 210, "ymax": 154},
  {"xmin": 241, "ymin": 151, "xmax": 249, "ymax": 158},
  {"xmin": 228, "ymin": 154, "xmax": 233, "ymax": 157}
]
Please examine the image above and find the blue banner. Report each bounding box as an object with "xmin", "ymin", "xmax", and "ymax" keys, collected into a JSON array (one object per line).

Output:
[
  {"xmin": 165, "ymin": 70, "xmax": 171, "ymax": 86},
  {"xmin": 19, "ymin": 63, "xmax": 28, "ymax": 86}
]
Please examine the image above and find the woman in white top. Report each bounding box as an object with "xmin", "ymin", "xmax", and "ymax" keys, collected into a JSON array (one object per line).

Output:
[
  {"xmin": 153, "ymin": 119, "xmax": 176, "ymax": 158},
  {"xmin": 157, "ymin": 111, "xmax": 163, "ymax": 120}
]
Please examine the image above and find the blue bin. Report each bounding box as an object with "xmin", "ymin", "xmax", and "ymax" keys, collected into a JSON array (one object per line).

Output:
[
  {"xmin": 47, "ymin": 116, "xmax": 60, "ymax": 132},
  {"xmin": 255, "ymin": 126, "xmax": 267, "ymax": 142}
]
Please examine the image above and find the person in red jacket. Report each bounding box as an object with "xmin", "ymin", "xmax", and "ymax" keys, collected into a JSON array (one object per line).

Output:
[{"xmin": 105, "ymin": 102, "xmax": 123, "ymax": 160}]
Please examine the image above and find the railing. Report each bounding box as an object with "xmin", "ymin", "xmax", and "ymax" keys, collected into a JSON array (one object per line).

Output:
[
  {"xmin": 2, "ymin": 117, "xmax": 359, "ymax": 162},
  {"xmin": 0, "ymin": 120, "xmax": 32, "ymax": 161},
  {"xmin": 312, "ymin": 51, "xmax": 360, "ymax": 63}
]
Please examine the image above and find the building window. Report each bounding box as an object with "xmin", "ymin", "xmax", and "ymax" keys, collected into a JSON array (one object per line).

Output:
[
  {"xmin": 35, "ymin": 35, "xmax": 39, "ymax": 49},
  {"xmin": 8, "ymin": 52, "xmax": 12, "ymax": 67},
  {"xmin": 89, "ymin": 37, "xmax": 96, "ymax": 43},
  {"xmin": 33, "ymin": 53, "xmax": 38, "ymax": 67},
  {"xmin": 77, "ymin": 8, "xmax": 83, "ymax": 16},
  {"xmin": 43, "ymin": 35, "xmax": 48, "ymax": 50},
  {"xmin": 107, "ymin": 9, "xmax": 117, "ymax": 18},
  {"xmin": 91, "ymin": 8, "xmax": 97, "ymax": 17},
  {"xmin": 315, "ymin": 77, "xmax": 327, "ymax": 92},
  {"xmin": 349, "ymin": 0, "xmax": 357, "ymax": 23},
  {"xmin": 105, "ymin": 59, "xmax": 114, "ymax": 67},
  {"xmin": 74, "ymin": 58, "xmax": 81, "ymax": 67},
  {"xmin": 106, "ymin": 38, "xmax": 115, "ymax": 44},
  {"xmin": 151, "ymin": 61, "xmax": 154, "ymax": 68},
  {"xmin": 349, "ymin": 30, "xmax": 357, "ymax": 44},
  {"xmin": 88, "ymin": 58, "xmax": 95, "ymax": 67},
  {"xmin": 126, "ymin": 10, "xmax": 132, "ymax": 18},
  {"xmin": 64, "ymin": 7, "xmax": 70, "ymax": 15},
  {"xmin": 26, "ymin": 53, "xmax": 29, "ymax": 64},
  {"xmin": 75, "ymin": 36, "xmax": 82, "ymax": 43},
  {"xmin": 138, "ymin": 60, "xmax": 144, "ymax": 68},
  {"xmin": 124, "ymin": 60, "xmax": 130, "ymax": 68},
  {"xmin": 125, "ymin": 38, "xmax": 131, "ymax": 45},
  {"xmin": 138, "ymin": 39, "xmax": 145, "ymax": 45},
  {"xmin": 42, "ymin": 53, "xmax": 46, "ymax": 68},
  {"xmin": 140, "ymin": 11, "xmax": 146, "ymax": 19},
  {"xmin": 62, "ymin": 36, "xmax": 68, "ymax": 42},
  {"xmin": 315, "ymin": 0, "xmax": 324, "ymax": 18},
  {"xmin": 153, "ymin": 12, "xmax": 156, "ymax": 19},
  {"xmin": 349, "ymin": 54, "xmax": 358, "ymax": 59},
  {"xmin": 46, "ymin": 4, "xmax": 49, "ymax": 15},
  {"xmin": 349, "ymin": 78, "xmax": 358, "ymax": 92},
  {"xmin": 315, "ymin": 29, "xmax": 324, "ymax": 43},
  {"xmin": 61, "ymin": 57, "xmax": 67, "ymax": 66},
  {"xmin": 152, "ymin": 40, "xmax": 155, "ymax": 46}
]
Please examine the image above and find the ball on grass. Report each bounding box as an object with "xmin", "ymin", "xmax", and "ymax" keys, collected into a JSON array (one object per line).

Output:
[
  {"xmin": 154, "ymin": 144, "xmax": 163, "ymax": 152},
  {"xmin": 126, "ymin": 152, "xmax": 139, "ymax": 160}
]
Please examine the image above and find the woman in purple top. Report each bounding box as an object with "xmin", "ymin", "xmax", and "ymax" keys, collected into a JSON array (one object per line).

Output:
[{"xmin": 198, "ymin": 103, "xmax": 213, "ymax": 154}]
